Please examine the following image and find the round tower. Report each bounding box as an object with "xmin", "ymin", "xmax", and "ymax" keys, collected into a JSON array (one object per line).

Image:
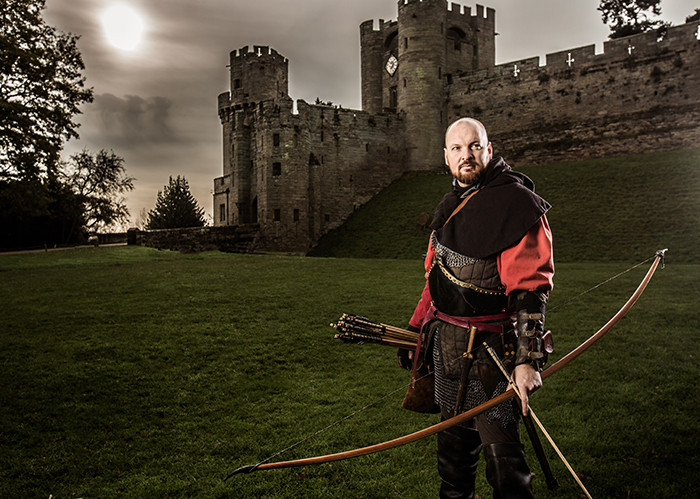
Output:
[
  {"xmin": 228, "ymin": 45, "xmax": 289, "ymax": 107},
  {"xmin": 397, "ymin": 0, "xmax": 449, "ymax": 170}
]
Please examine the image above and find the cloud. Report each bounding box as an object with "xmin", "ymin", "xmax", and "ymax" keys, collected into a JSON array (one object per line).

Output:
[{"xmin": 86, "ymin": 93, "xmax": 177, "ymax": 147}]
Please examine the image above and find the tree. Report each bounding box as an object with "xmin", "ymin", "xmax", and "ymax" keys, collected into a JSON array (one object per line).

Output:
[
  {"xmin": 59, "ymin": 149, "xmax": 135, "ymax": 238},
  {"xmin": 0, "ymin": 149, "xmax": 133, "ymax": 248},
  {"xmin": 145, "ymin": 176, "xmax": 206, "ymax": 230},
  {"xmin": 598, "ymin": 0, "xmax": 667, "ymax": 39},
  {"xmin": 687, "ymin": 8, "xmax": 700, "ymax": 23},
  {"xmin": 0, "ymin": 0, "xmax": 93, "ymax": 181}
]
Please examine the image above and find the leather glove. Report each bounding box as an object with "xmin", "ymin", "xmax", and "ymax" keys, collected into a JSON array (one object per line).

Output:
[{"xmin": 396, "ymin": 324, "xmax": 420, "ymax": 370}]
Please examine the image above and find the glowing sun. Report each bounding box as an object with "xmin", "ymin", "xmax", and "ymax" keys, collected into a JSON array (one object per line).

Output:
[{"xmin": 101, "ymin": 4, "xmax": 144, "ymax": 51}]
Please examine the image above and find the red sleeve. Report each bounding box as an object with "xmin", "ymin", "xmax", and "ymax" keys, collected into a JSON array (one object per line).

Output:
[
  {"xmin": 409, "ymin": 280, "xmax": 432, "ymax": 329},
  {"xmin": 409, "ymin": 236, "xmax": 435, "ymax": 328},
  {"xmin": 497, "ymin": 216, "xmax": 554, "ymax": 295}
]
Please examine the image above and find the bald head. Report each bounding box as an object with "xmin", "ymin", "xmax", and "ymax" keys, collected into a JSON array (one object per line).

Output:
[
  {"xmin": 444, "ymin": 118, "xmax": 489, "ymax": 147},
  {"xmin": 444, "ymin": 117, "xmax": 493, "ymax": 187}
]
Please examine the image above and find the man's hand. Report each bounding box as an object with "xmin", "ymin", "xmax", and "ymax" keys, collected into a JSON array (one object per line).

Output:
[
  {"xmin": 511, "ymin": 363, "xmax": 542, "ymax": 416},
  {"xmin": 396, "ymin": 348, "xmax": 415, "ymax": 370}
]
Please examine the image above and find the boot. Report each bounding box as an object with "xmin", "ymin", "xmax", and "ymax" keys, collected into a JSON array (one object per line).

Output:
[
  {"xmin": 438, "ymin": 422, "xmax": 482, "ymax": 499},
  {"xmin": 483, "ymin": 443, "xmax": 534, "ymax": 499}
]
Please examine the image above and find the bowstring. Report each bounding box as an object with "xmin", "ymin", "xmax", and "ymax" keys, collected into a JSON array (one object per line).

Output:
[
  {"xmin": 253, "ymin": 381, "xmax": 411, "ymax": 467},
  {"xmin": 546, "ymin": 253, "xmax": 658, "ymax": 314},
  {"xmin": 251, "ymin": 253, "xmax": 661, "ymax": 466}
]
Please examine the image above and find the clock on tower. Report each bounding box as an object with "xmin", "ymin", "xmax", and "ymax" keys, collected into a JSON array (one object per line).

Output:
[{"xmin": 385, "ymin": 55, "xmax": 398, "ymax": 76}]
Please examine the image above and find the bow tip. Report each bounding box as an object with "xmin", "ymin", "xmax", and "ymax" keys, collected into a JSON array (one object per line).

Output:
[{"xmin": 223, "ymin": 464, "xmax": 259, "ymax": 481}]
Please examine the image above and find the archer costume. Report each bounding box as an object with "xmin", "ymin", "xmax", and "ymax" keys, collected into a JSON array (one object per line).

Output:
[{"xmin": 405, "ymin": 157, "xmax": 554, "ymax": 499}]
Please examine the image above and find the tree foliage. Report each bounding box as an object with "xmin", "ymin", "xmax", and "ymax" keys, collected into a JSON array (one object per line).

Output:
[
  {"xmin": 0, "ymin": 0, "xmax": 93, "ymax": 181},
  {"xmin": 598, "ymin": 0, "xmax": 667, "ymax": 39},
  {"xmin": 0, "ymin": 149, "xmax": 134, "ymax": 248},
  {"xmin": 146, "ymin": 176, "xmax": 206, "ymax": 230},
  {"xmin": 687, "ymin": 8, "xmax": 700, "ymax": 23},
  {"xmin": 59, "ymin": 149, "xmax": 135, "ymax": 237}
]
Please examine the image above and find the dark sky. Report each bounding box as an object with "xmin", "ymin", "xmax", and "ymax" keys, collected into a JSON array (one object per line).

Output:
[{"xmin": 42, "ymin": 0, "xmax": 698, "ymax": 225}]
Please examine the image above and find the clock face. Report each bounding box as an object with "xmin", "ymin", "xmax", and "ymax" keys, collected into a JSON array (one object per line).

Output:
[{"xmin": 385, "ymin": 55, "xmax": 398, "ymax": 76}]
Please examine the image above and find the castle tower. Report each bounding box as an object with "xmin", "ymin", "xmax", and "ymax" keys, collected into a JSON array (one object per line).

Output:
[
  {"xmin": 397, "ymin": 0, "xmax": 449, "ymax": 170},
  {"xmin": 360, "ymin": 1, "xmax": 495, "ymax": 170},
  {"xmin": 214, "ymin": 46, "xmax": 289, "ymax": 226},
  {"xmin": 360, "ymin": 19, "xmax": 399, "ymax": 114}
]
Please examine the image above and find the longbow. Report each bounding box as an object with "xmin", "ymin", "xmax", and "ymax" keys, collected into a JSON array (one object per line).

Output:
[{"xmin": 225, "ymin": 249, "xmax": 666, "ymax": 479}]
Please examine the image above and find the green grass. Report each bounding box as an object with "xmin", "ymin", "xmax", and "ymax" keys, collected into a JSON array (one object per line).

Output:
[
  {"xmin": 1, "ymin": 246, "xmax": 699, "ymax": 498},
  {"xmin": 309, "ymin": 148, "xmax": 700, "ymax": 263}
]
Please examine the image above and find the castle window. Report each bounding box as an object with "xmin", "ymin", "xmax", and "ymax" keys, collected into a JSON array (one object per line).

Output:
[
  {"xmin": 403, "ymin": 78, "xmax": 407, "ymax": 88},
  {"xmin": 405, "ymin": 38, "xmax": 408, "ymax": 49},
  {"xmin": 365, "ymin": 143, "xmax": 370, "ymax": 152},
  {"xmin": 273, "ymin": 133, "xmax": 280, "ymax": 146},
  {"xmin": 389, "ymin": 86, "xmax": 398, "ymax": 108},
  {"xmin": 233, "ymin": 78, "xmax": 241, "ymax": 89},
  {"xmin": 293, "ymin": 209, "xmax": 300, "ymax": 222},
  {"xmin": 273, "ymin": 162, "xmax": 281, "ymax": 176},
  {"xmin": 274, "ymin": 209, "xmax": 281, "ymax": 222},
  {"xmin": 219, "ymin": 204, "xmax": 226, "ymax": 222},
  {"xmin": 324, "ymin": 214, "xmax": 330, "ymax": 222},
  {"xmin": 321, "ymin": 130, "xmax": 324, "ymax": 142},
  {"xmin": 439, "ymin": 67, "xmax": 442, "ymax": 79}
]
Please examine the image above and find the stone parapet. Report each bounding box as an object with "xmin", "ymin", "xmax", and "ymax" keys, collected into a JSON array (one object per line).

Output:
[{"xmin": 128, "ymin": 225, "xmax": 260, "ymax": 254}]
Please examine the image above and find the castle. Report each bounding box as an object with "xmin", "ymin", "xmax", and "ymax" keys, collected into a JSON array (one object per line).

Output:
[{"xmin": 213, "ymin": 0, "xmax": 700, "ymax": 253}]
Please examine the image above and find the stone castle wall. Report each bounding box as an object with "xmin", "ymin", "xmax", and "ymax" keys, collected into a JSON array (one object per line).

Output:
[
  {"xmin": 446, "ymin": 21, "xmax": 700, "ymax": 165},
  {"xmin": 256, "ymin": 101, "xmax": 405, "ymax": 252},
  {"xmin": 212, "ymin": 6, "xmax": 700, "ymax": 255}
]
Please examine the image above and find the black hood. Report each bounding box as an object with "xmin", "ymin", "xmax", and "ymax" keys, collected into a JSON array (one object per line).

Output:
[{"xmin": 430, "ymin": 157, "xmax": 550, "ymax": 259}]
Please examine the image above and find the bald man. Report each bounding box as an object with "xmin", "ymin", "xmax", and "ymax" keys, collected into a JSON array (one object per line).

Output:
[{"xmin": 400, "ymin": 118, "xmax": 554, "ymax": 498}]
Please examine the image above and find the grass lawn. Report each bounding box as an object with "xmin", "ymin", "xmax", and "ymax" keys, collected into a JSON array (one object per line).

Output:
[{"xmin": 1, "ymin": 246, "xmax": 698, "ymax": 498}]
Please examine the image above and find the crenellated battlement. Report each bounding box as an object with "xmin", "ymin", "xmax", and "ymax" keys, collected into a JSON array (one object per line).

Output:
[
  {"xmin": 360, "ymin": 18, "xmax": 398, "ymax": 35},
  {"xmin": 446, "ymin": 3, "xmax": 495, "ymax": 28},
  {"xmin": 230, "ymin": 45, "xmax": 288, "ymax": 65},
  {"xmin": 483, "ymin": 20, "xmax": 700, "ymax": 80},
  {"xmin": 398, "ymin": 0, "xmax": 441, "ymax": 8}
]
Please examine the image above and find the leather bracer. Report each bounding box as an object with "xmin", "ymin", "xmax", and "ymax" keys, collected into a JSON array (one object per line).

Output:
[{"xmin": 512, "ymin": 291, "xmax": 552, "ymax": 372}]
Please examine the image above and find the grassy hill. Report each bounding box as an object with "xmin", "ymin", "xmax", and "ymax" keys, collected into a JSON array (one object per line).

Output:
[{"xmin": 309, "ymin": 149, "xmax": 700, "ymax": 263}]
